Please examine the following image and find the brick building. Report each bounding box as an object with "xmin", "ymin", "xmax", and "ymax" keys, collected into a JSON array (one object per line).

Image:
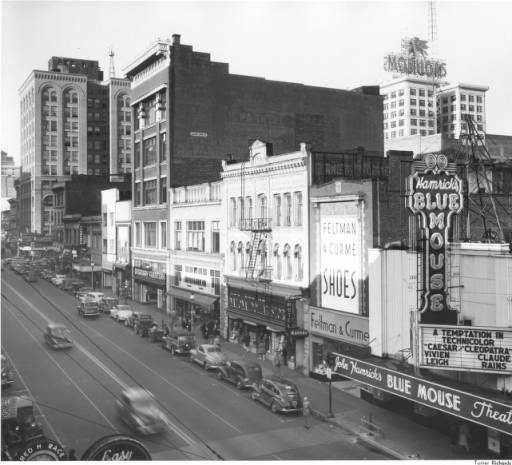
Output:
[{"xmin": 124, "ymin": 33, "xmax": 384, "ymax": 309}]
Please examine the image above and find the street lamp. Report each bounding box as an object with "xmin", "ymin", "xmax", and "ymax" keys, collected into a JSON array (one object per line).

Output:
[{"xmin": 91, "ymin": 262, "xmax": 94, "ymax": 290}]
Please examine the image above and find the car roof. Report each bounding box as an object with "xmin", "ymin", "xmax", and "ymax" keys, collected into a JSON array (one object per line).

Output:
[
  {"xmin": 47, "ymin": 323, "xmax": 68, "ymax": 330},
  {"xmin": 266, "ymin": 376, "xmax": 298, "ymax": 389},
  {"xmin": 122, "ymin": 388, "xmax": 153, "ymax": 401}
]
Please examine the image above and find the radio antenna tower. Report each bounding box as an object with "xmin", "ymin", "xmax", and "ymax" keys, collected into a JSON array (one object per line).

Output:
[
  {"xmin": 108, "ymin": 49, "xmax": 116, "ymax": 79},
  {"xmin": 427, "ymin": 1, "xmax": 438, "ymax": 57}
]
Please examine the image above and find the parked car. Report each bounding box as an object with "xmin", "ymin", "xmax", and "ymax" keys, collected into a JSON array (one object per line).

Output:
[
  {"xmin": 85, "ymin": 292, "xmax": 105, "ymax": 304},
  {"xmin": 45, "ymin": 324, "xmax": 73, "ymax": 349},
  {"xmin": 251, "ymin": 376, "xmax": 302, "ymax": 414},
  {"xmin": 190, "ymin": 344, "xmax": 227, "ymax": 370},
  {"xmin": 23, "ymin": 269, "xmax": 38, "ymax": 282},
  {"xmin": 135, "ymin": 315, "xmax": 156, "ymax": 337},
  {"xmin": 114, "ymin": 305, "xmax": 133, "ymax": 323},
  {"xmin": 77, "ymin": 300, "xmax": 100, "ymax": 318},
  {"xmin": 51, "ymin": 274, "xmax": 67, "ymax": 286},
  {"xmin": 1, "ymin": 353, "xmax": 15, "ymax": 387},
  {"xmin": 217, "ymin": 360, "xmax": 262, "ymax": 389},
  {"xmin": 102, "ymin": 297, "xmax": 119, "ymax": 313},
  {"xmin": 116, "ymin": 388, "xmax": 169, "ymax": 435},
  {"xmin": 161, "ymin": 331, "xmax": 196, "ymax": 355}
]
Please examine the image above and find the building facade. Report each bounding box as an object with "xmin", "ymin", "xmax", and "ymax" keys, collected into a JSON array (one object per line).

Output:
[
  {"xmin": 221, "ymin": 140, "xmax": 310, "ymax": 369},
  {"xmin": 18, "ymin": 56, "xmax": 131, "ymax": 235},
  {"xmin": 167, "ymin": 181, "xmax": 223, "ymax": 331},
  {"xmin": 1, "ymin": 151, "xmax": 20, "ymax": 212}
]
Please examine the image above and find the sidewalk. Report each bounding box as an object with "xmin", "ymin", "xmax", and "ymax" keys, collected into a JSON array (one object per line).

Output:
[{"xmin": 101, "ymin": 289, "xmax": 491, "ymax": 460}]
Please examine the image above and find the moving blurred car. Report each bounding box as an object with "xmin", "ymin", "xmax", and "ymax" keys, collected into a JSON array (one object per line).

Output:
[
  {"xmin": 1, "ymin": 353, "xmax": 15, "ymax": 387},
  {"xmin": 116, "ymin": 388, "xmax": 169, "ymax": 435},
  {"xmin": 45, "ymin": 324, "xmax": 73, "ymax": 349},
  {"xmin": 161, "ymin": 331, "xmax": 196, "ymax": 355},
  {"xmin": 217, "ymin": 360, "xmax": 262, "ymax": 389},
  {"xmin": 189, "ymin": 344, "xmax": 226, "ymax": 370},
  {"xmin": 251, "ymin": 376, "xmax": 302, "ymax": 414},
  {"xmin": 114, "ymin": 305, "xmax": 133, "ymax": 323}
]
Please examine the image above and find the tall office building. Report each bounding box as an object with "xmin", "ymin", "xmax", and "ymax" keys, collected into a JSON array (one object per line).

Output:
[
  {"xmin": 436, "ymin": 83, "xmax": 488, "ymax": 140},
  {"xmin": 18, "ymin": 57, "xmax": 131, "ymax": 235}
]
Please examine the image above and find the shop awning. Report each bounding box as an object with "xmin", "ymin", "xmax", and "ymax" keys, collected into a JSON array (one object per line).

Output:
[{"xmin": 167, "ymin": 287, "xmax": 218, "ymax": 308}]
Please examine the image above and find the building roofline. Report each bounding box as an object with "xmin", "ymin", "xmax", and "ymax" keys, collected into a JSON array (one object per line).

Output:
[
  {"xmin": 439, "ymin": 82, "xmax": 490, "ymax": 92},
  {"xmin": 379, "ymin": 76, "xmax": 449, "ymax": 88},
  {"xmin": 123, "ymin": 40, "xmax": 171, "ymax": 77}
]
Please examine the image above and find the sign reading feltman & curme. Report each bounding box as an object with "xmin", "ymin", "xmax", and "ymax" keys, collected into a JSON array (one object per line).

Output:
[
  {"xmin": 320, "ymin": 214, "xmax": 361, "ymax": 314},
  {"xmin": 407, "ymin": 153, "xmax": 463, "ymax": 324},
  {"xmin": 332, "ymin": 353, "xmax": 512, "ymax": 436},
  {"xmin": 309, "ymin": 306, "xmax": 369, "ymax": 346},
  {"xmin": 420, "ymin": 325, "xmax": 512, "ymax": 373}
]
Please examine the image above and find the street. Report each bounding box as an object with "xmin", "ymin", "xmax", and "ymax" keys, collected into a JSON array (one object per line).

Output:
[{"xmin": 1, "ymin": 268, "xmax": 389, "ymax": 460}]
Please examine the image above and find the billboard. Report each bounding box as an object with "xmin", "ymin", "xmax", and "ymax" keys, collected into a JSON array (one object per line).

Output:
[
  {"xmin": 320, "ymin": 214, "xmax": 361, "ymax": 314},
  {"xmin": 332, "ymin": 353, "xmax": 512, "ymax": 436},
  {"xmin": 420, "ymin": 325, "xmax": 512, "ymax": 374}
]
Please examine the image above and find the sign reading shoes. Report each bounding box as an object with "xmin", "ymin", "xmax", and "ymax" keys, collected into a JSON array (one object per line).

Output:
[{"xmin": 420, "ymin": 325, "xmax": 512, "ymax": 373}]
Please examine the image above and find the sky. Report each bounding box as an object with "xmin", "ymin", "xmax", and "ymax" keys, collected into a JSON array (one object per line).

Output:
[{"xmin": 2, "ymin": 0, "xmax": 512, "ymax": 164}]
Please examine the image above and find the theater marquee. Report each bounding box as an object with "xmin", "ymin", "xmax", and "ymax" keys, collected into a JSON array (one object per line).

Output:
[{"xmin": 420, "ymin": 325, "xmax": 512, "ymax": 374}]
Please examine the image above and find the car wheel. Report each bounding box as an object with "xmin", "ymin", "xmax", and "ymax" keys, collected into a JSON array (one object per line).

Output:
[
  {"xmin": 271, "ymin": 401, "xmax": 279, "ymax": 413},
  {"xmin": 251, "ymin": 391, "xmax": 258, "ymax": 401},
  {"xmin": 170, "ymin": 346, "xmax": 175, "ymax": 355},
  {"xmin": 217, "ymin": 370, "xmax": 223, "ymax": 380}
]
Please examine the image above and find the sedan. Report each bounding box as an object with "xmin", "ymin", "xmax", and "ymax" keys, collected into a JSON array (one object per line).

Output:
[
  {"xmin": 190, "ymin": 344, "xmax": 227, "ymax": 370},
  {"xmin": 115, "ymin": 305, "xmax": 133, "ymax": 322},
  {"xmin": 217, "ymin": 360, "xmax": 262, "ymax": 389},
  {"xmin": 251, "ymin": 376, "xmax": 302, "ymax": 414},
  {"xmin": 116, "ymin": 388, "xmax": 169, "ymax": 435},
  {"xmin": 45, "ymin": 324, "xmax": 73, "ymax": 350}
]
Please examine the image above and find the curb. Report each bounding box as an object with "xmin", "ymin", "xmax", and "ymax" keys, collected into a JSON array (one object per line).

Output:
[{"xmin": 311, "ymin": 409, "xmax": 408, "ymax": 460}]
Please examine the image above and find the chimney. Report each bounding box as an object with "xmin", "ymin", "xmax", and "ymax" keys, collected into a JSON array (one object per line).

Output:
[{"xmin": 172, "ymin": 34, "xmax": 181, "ymax": 46}]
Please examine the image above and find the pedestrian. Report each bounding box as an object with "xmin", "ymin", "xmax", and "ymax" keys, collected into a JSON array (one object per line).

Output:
[
  {"xmin": 68, "ymin": 449, "xmax": 77, "ymax": 461},
  {"xmin": 458, "ymin": 423, "xmax": 470, "ymax": 453},
  {"xmin": 302, "ymin": 396, "xmax": 311, "ymax": 429},
  {"xmin": 257, "ymin": 339, "xmax": 266, "ymax": 360},
  {"xmin": 273, "ymin": 351, "xmax": 281, "ymax": 374},
  {"xmin": 243, "ymin": 333, "xmax": 251, "ymax": 352}
]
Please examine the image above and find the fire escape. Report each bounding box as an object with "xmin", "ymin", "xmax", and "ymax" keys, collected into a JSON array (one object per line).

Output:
[{"xmin": 239, "ymin": 217, "xmax": 272, "ymax": 282}]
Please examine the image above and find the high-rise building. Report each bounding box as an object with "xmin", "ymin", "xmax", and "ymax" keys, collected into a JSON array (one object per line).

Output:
[
  {"xmin": 18, "ymin": 56, "xmax": 131, "ymax": 235},
  {"xmin": 436, "ymin": 83, "xmax": 488, "ymax": 140}
]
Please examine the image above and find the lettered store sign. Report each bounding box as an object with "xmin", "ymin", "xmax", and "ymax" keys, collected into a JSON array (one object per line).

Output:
[
  {"xmin": 407, "ymin": 153, "xmax": 463, "ymax": 324},
  {"xmin": 320, "ymin": 214, "xmax": 361, "ymax": 314}
]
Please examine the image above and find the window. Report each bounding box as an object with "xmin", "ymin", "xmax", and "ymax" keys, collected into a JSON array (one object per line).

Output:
[
  {"xmin": 109, "ymin": 212, "xmax": 114, "ymax": 226},
  {"xmin": 134, "ymin": 142, "xmax": 141, "ymax": 168},
  {"xmin": 390, "ymin": 91, "xmax": 396, "ymax": 98},
  {"xmin": 175, "ymin": 221, "xmax": 182, "ymax": 250},
  {"xmin": 477, "ymin": 106, "xmax": 483, "ymax": 113},
  {"xmin": 398, "ymin": 129, "xmax": 404, "ymax": 137},
  {"xmin": 410, "ymin": 108, "xmax": 417, "ymax": 116},
  {"xmin": 477, "ymin": 96, "xmax": 482, "ymax": 103},
  {"xmin": 174, "ymin": 264, "xmax": 182, "ymax": 286},
  {"xmin": 211, "ymin": 221, "xmax": 220, "ymax": 253},
  {"xmin": 274, "ymin": 194, "xmax": 281, "ymax": 226},
  {"xmin": 294, "ymin": 245, "xmax": 303, "ymax": 281},
  {"xmin": 410, "ymin": 88, "xmax": 416, "ymax": 96},
  {"xmin": 469, "ymin": 105, "xmax": 474, "ymax": 112},
  {"xmin": 211, "ymin": 270, "xmax": 220, "ymax": 295},
  {"xmin": 187, "ymin": 221, "xmax": 205, "ymax": 252},
  {"xmin": 399, "ymin": 99, "xmax": 404, "ymax": 107},
  {"xmin": 383, "ymin": 123, "xmax": 388, "ymax": 130},
  {"xmin": 460, "ymin": 94, "xmax": 466, "ymax": 101},
  {"xmin": 461, "ymin": 104, "xmax": 466, "ymax": 111},
  {"xmin": 135, "ymin": 222, "xmax": 141, "ymax": 247},
  {"xmin": 230, "ymin": 241, "xmax": 236, "ymax": 271},
  {"xmin": 245, "ymin": 196, "xmax": 252, "ymax": 220},
  {"xmin": 469, "ymin": 95, "xmax": 474, "ymax": 102},
  {"xmin": 398, "ymin": 109, "xmax": 405, "ymax": 117},
  {"xmin": 419, "ymin": 89, "xmax": 425, "ymax": 97},
  {"xmin": 410, "ymin": 99, "xmax": 417, "ymax": 106},
  {"xmin": 284, "ymin": 193, "xmax": 292, "ymax": 226},
  {"xmin": 390, "ymin": 101, "xmax": 396, "ymax": 109},
  {"xmin": 160, "ymin": 177, "xmax": 167, "ymax": 204},
  {"xmin": 258, "ymin": 194, "xmax": 267, "ymax": 219},
  {"xmin": 390, "ymin": 121, "xmax": 396, "ymax": 128},
  {"xmin": 160, "ymin": 221, "xmax": 167, "ymax": 249},
  {"xmin": 144, "ymin": 222, "xmax": 157, "ymax": 248},
  {"xmin": 160, "ymin": 132, "xmax": 167, "ymax": 162},
  {"xmin": 419, "ymin": 110, "xmax": 425, "ymax": 117},
  {"xmin": 143, "ymin": 137, "xmax": 156, "ymax": 165},
  {"xmin": 134, "ymin": 182, "xmax": 141, "ymax": 206},
  {"xmin": 419, "ymin": 120, "xmax": 426, "ymax": 127},
  {"xmin": 283, "ymin": 244, "xmax": 292, "ymax": 280},
  {"xmin": 398, "ymin": 119, "xmax": 404, "ymax": 127},
  {"xmin": 293, "ymin": 192, "xmax": 303, "ymax": 226},
  {"xmin": 230, "ymin": 198, "xmax": 237, "ymax": 227},
  {"xmin": 143, "ymin": 180, "xmax": 157, "ymax": 205},
  {"xmin": 419, "ymin": 100, "xmax": 425, "ymax": 107}
]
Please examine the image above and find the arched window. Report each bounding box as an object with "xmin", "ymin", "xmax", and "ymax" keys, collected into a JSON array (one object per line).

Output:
[
  {"xmin": 245, "ymin": 241, "xmax": 251, "ymax": 268},
  {"xmin": 258, "ymin": 194, "xmax": 267, "ymax": 218},
  {"xmin": 273, "ymin": 243, "xmax": 282, "ymax": 280},
  {"xmin": 230, "ymin": 241, "xmax": 236, "ymax": 271},
  {"xmin": 294, "ymin": 244, "xmax": 303, "ymax": 281},
  {"xmin": 237, "ymin": 241, "xmax": 244, "ymax": 274},
  {"xmin": 42, "ymin": 195, "xmax": 53, "ymax": 207},
  {"xmin": 283, "ymin": 244, "xmax": 292, "ymax": 280}
]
